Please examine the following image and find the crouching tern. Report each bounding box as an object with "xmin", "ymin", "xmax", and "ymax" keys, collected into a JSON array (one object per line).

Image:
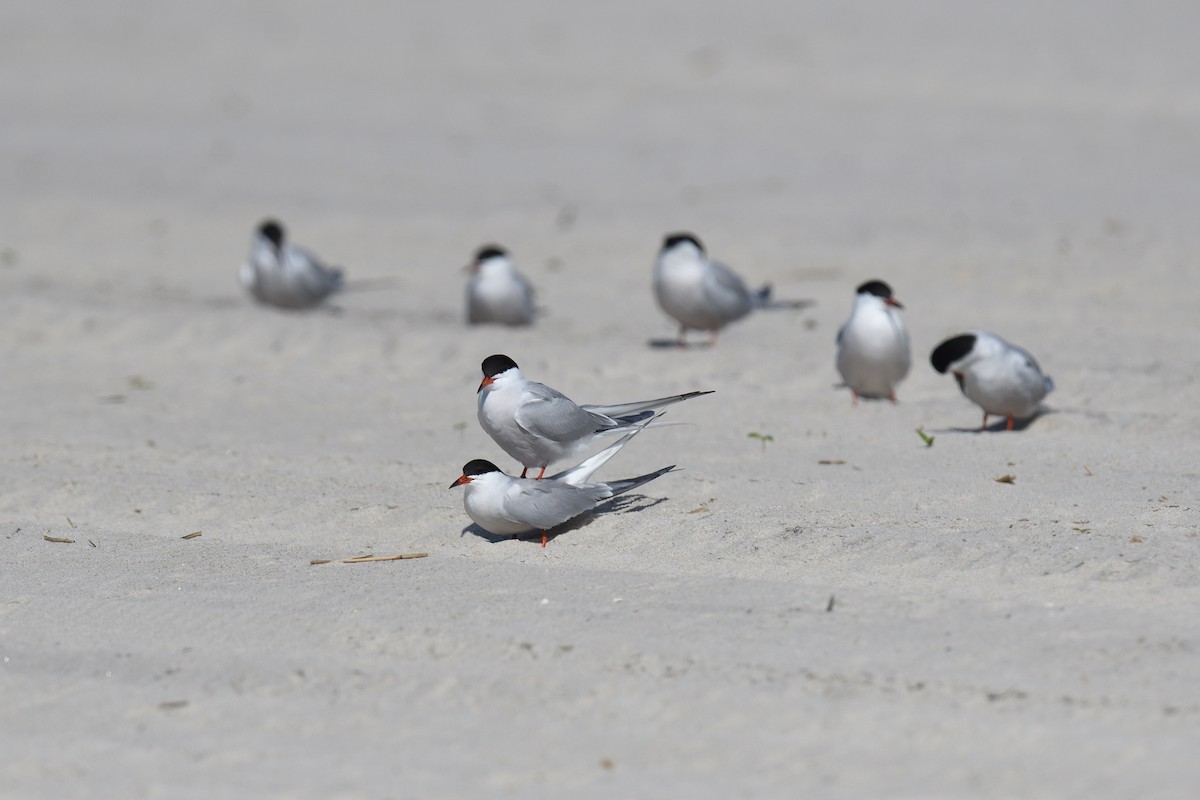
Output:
[
  {"xmin": 477, "ymin": 354, "xmax": 711, "ymax": 479},
  {"xmin": 450, "ymin": 417, "xmax": 676, "ymax": 547},
  {"xmin": 930, "ymin": 330, "xmax": 1054, "ymax": 431},
  {"xmin": 239, "ymin": 219, "xmax": 344, "ymax": 310}
]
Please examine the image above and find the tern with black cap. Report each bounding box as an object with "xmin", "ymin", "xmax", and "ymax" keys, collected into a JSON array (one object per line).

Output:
[
  {"xmin": 238, "ymin": 219, "xmax": 344, "ymax": 310},
  {"xmin": 836, "ymin": 280, "xmax": 911, "ymax": 404},
  {"xmin": 476, "ymin": 354, "xmax": 711, "ymax": 479},
  {"xmin": 451, "ymin": 416, "xmax": 676, "ymax": 547},
  {"xmin": 465, "ymin": 244, "xmax": 535, "ymax": 326},
  {"xmin": 652, "ymin": 232, "xmax": 773, "ymax": 347},
  {"xmin": 930, "ymin": 330, "xmax": 1054, "ymax": 431}
]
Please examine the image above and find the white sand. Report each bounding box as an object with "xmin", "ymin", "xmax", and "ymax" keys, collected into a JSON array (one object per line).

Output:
[{"xmin": 3, "ymin": 2, "xmax": 1199, "ymax": 797}]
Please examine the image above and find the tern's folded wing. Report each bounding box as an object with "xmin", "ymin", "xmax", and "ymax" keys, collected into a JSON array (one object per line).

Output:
[
  {"xmin": 702, "ymin": 261, "xmax": 753, "ymax": 320},
  {"xmin": 515, "ymin": 383, "xmax": 616, "ymax": 443},
  {"xmin": 504, "ymin": 481, "xmax": 604, "ymax": 530}
]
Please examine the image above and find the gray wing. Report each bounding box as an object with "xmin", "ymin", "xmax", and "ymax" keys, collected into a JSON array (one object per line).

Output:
[
  {"xmin": 517, "ymin": 271, "xmax": 536, "ymax": 304},
  {"xmin": 290, "ymin": 247, "xmax": 344, "ymax": 302},
  {"xmin": 514, "ymin": 382, "xmax": 617, "ymax": 443},
  {"xmin": 503, "ymin": 480, "xmax": 606, "ymax": 529},
  {"xmin": 702, "ymin": 260, "xmax": 753, "ymax": 321}
]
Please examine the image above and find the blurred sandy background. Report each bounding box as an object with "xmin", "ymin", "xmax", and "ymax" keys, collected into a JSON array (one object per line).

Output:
[{"xmin": 3, "ymin": 2, "xmax": 1199, "ymax": 797}]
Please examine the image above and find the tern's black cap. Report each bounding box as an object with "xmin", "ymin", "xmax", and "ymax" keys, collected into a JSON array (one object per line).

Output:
[
  {"xmin": 450, "ymin": 459, "xmax": 504, "ymax": 488},
  {"xmin": 662, "ymin": 232, "xmax": 704, "ymax": 253},
  {"xmin": 856, "ymin": 280, "xmax": 894, "ymax": 299},
  {"xmin": 474, "ymin": 244, "xmax": 508, "ymax": 262},
  {"xmin": 462, "ymin": 459, "xmax": 502, "ymax": 476},
  {"xmin": 930, "ymin": 334, "xmax": 977, "ymax": 374},
  {"xmin": 481, "ymin": 354, "xmax": 519, "ymax": 377},
  {"xmin": 258, "ymin": 219, "xmax": 285, "ymax": 247}
]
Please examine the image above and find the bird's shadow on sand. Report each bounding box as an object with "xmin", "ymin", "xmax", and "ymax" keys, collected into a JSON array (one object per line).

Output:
[
  {"xmin": 928, "ymin": 407, "xmax": 1056, "ymax": 434},
  {"xmin": 460, "ymin": 494, "xmax": 669, "ymax": 545},
  {"xmin": 647, "ymin": 338, "xmax": 711, "ymax": 350}
]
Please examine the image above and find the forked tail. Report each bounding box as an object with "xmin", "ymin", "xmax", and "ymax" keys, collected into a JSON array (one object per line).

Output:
[
  {"xmin": 584, "ymin": 390, "xmax": 713, "ymax": 422},
  {"xmin": 606, "ymin": 464, "xmax": 677, "ymax": 496}
]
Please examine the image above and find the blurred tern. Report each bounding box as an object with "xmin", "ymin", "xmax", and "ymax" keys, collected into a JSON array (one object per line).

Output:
[
  {"xmin": 477, "ymin": 354, "xmax": 712, "ymax": 479},
  {"xmin": 466, "ymin": 244, "xmax": 535, "ymax": 326},
  {"xmin": 836, "ymin": 280, "xmax": 911, "ymax": 403},
  {"xmin": 451, "ymin": 417, "xmax": 676, "ymax": 546},
  {"xmin": 239, "ymin": 219, "xmax": 344, "ymax": 310},
  {"xmin": 930, "ymin": 331, "xmax": 1054, "ymax": 431},
  {"xmin": 653, "ymin": 232, "xmax": 772, "ymax": 347}
]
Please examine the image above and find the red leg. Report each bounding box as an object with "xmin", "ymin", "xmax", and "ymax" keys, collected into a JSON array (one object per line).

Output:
[
  {"xmin": 541, "ymin": 530, "xmax": 547, "ymax": 547},
  {"xmin": 1006, "ymin": 416, "xmax": 1015, "ymax": 431},
  {"xmin": 981, "ymin": 412, "xmax": 989, "ymax": 431},
  {"xmin": 888, "ymin": 389, "xmax": 898, "ymax": 404},
  {"xmin": 707, "ymin": 331, "xmax": 718, "ymax": 348},
  {"xmin": 535, "ymin": 465, "xmax": 546, "ymax": 480},
  {"xmin": 851, "ymin": 389, "xmax": 859, "ymax": 407}
]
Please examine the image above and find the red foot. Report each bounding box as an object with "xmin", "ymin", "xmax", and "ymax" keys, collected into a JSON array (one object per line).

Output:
[
  {"xmin": 1006, "ymin": 416, "xmax": 1015, "ymax": 431},
  {"xmin": 541, "ymin": 530, "xmax": 547, "ymax": 547},
  {"xmin": 888, "ymin": 390, "xmax": 898, "ymax": 405}
]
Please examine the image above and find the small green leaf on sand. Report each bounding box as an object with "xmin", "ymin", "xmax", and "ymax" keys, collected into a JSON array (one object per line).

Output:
[
  {"xmin": 916, "ymin": 428, "xmax": 934, "ymax": 447},
  {"xmin": 747, "ymin": 432, "xmax": 774, "ymax": 451}
]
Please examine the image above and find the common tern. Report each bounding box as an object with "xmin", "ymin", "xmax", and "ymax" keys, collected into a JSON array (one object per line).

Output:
[
  {"xmin": 451, "ymin": 417, "xmax": 676, "ymax": 546},
  {"xmin": 239, "ymin": 219, "xmax": 344, "ymax": 310},
  {"xmin": 930, "ymin": 330, "xmax": 1054, "ymax": 431},
  {"xmin": 466, "ymin": 244, "xmax": 535, "ymax": 326},
  {"xmin": 836, "ymin": 280, "xmax": 911, "ymax": 403},
  {"xmin": 652, "ymin": 232, "xmax": 771, "ymax": 346},
  {"xmin": 477, "ymin": 354, "xmax": 712, "ymax": 479}
]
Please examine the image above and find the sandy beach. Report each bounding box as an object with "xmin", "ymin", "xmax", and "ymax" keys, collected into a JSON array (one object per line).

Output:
[{"xmin": 3, "ymin": 2, "xmax": 1199, "ymax": 797}]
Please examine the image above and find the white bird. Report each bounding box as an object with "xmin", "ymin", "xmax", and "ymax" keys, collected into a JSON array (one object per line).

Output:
[
  {"xmin": 653, "ymin": 232, "xmax": 771, "ymax": 347},
  {"xmin": 450, "ymin": 417, "xmax": 676, "ymax": 547},
  {"xmin": 239, "ymin": 219, "xmax": 344, "ymax": 310},
  {"xmin": 466, "ymin": 244, "xmax": 535, "ymax": 326},
  {"xmin": 930, "ymin": 331, "xmax": 1055, "ymax": 431},
  {"xmin": 476, "ymin": 354, "xmax": 712, "ymax": 479},
  {"xmin": 836, "ymin": 280, "xmax": 911, "ymax": 403}
]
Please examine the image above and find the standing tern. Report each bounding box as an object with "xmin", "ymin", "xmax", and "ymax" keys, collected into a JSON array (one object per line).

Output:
[
  {"xmin": 477, "ymin": 354, "xmax": 712, "ymax": 479},
  {"xmin": 652, "ymin": 232, "xmax": 772, "ymax": 347},
  {"xmin": 239, "ymin": 219, "xmax": 344, "ymax": 310},
  {"xmin": 835, "ymin": 280, "xmax": 911, "ymax": 403},
  {"xmin": 930, "ymin": 330, "xmax": 1054, "ymax": 431},
  {"xmin": 451, "ymin": 417, "xmax": 676, "ymax": 547},
  {"xmin": 465, "ymin": 244, "xmax": 535, "ymax": 326}
]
